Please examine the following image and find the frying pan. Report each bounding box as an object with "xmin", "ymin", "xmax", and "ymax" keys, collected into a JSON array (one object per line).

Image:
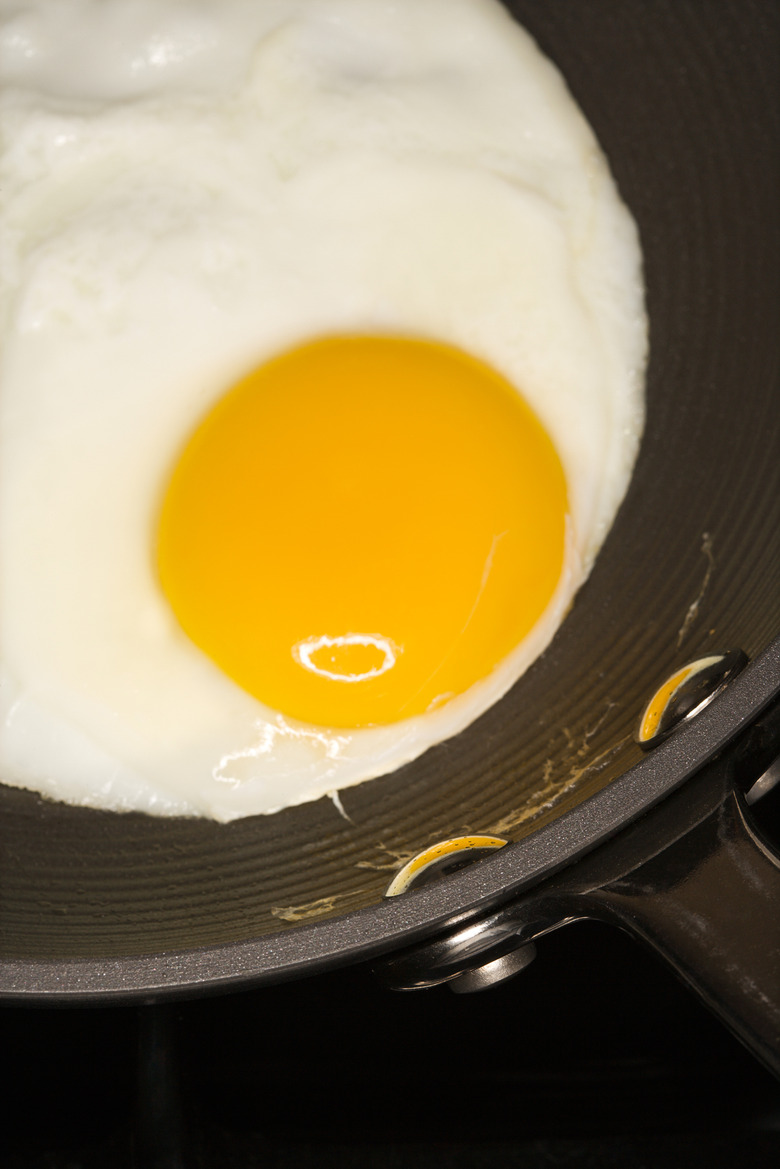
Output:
[{"xmin": 1, "ymin": 0, "xmax": 778, "ymax": 1069}]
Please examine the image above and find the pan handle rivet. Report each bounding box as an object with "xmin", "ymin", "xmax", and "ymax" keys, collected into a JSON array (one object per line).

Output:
[
  {"xmin": 384, "ymin": 835, "xmax": 508, "ymax": 898},
  {"xmin": 448, "ymin": 942, "xmax": 538, "ymax": 994},
  {"xmin": 637, "ymin": 648, "xmax": 748, "ymax": 749}
]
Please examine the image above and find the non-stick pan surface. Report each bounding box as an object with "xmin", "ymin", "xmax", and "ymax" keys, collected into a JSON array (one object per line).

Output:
[{"xmin": 1, "ymin": 0, "xmax": 778, "ymax": 996}]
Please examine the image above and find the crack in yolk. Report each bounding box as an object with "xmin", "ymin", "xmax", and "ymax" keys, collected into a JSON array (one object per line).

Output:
[{"xmin": 157, "ymin": 335, "xmax": 567, "ymax": 728}]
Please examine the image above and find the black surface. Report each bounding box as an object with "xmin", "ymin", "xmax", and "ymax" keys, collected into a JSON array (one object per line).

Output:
[{"xmin": 1, "ymin": 0, "xmax": 779, "ymax": 997}]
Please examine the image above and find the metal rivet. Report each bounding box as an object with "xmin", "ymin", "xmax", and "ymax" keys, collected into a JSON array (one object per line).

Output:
[
  {"xmin": 745, "ymin": 756, "xmax": 780, "ymax": 806},
  {"xmin": 448, "ymin": 943, "xmax": 538, "ymax": 994},
  {"xmin": 637, "ymin": 649, "xmax": 748, "ymax": 749},
  {"xmin": 384, "ymin": 835, "xmax": 508, "ymax": 898}
]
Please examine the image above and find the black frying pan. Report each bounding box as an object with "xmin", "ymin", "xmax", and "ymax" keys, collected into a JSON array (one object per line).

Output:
[{"xmin": 1, "ymin": 0, "xmax": 778, "ymax": 1067}]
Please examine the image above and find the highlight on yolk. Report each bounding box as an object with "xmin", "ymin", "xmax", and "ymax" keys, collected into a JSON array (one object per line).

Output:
[{"xmin": 157, "ymin": 335, "xmax": 568, "ymax": 728}]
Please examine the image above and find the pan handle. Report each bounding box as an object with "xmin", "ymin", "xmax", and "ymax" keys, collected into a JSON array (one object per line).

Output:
[
  {"xmin": 378, "ymin": 703, "xmax": 780, "ymax": 1074},
  {"xmin": 577, "ymin": 754, "xmax": 780, "ymax": 1076}
]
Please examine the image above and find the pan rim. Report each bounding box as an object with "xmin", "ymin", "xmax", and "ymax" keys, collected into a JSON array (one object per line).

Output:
[{"xmin": 2, "ymin": 633, "xmax": 777, "ymax": 1004}]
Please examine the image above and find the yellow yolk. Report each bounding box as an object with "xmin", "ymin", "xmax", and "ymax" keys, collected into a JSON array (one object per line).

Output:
[{"xmin": 157, "ymin": 336, "xmax": 567, "ymax": 727}]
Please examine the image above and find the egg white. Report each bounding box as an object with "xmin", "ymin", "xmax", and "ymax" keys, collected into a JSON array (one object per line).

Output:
[{"xmin": 0, "ymin": 0, "xmax": 646, "ymax": 820}]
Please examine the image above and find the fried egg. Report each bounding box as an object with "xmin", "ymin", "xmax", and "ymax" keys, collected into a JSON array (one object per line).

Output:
[{"xmin": 0, "ymin": 0, "xmax": 646, "ymax": 820}]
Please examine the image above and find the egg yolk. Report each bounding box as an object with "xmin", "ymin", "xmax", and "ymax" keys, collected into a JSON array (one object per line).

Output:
[{"xmin": 157, "ymin": 335, "xmax": 567, "ymax": 728}]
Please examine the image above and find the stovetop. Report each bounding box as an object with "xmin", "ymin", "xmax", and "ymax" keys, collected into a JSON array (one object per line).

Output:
[{"xmin": 3, "ymin": 784, "xmax": 779, "ymax": 1168}]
